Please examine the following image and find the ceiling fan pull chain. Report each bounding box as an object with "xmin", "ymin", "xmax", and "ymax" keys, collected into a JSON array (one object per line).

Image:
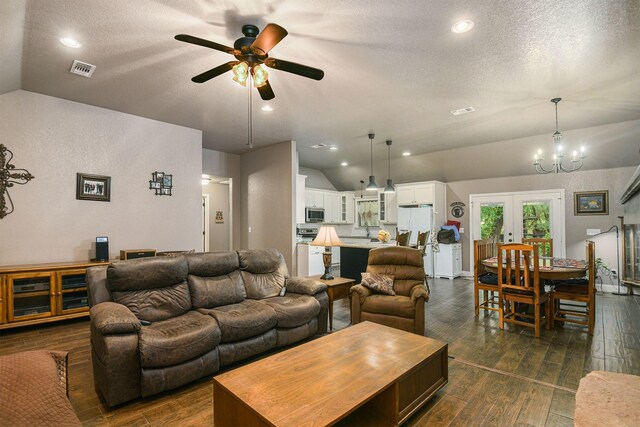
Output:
[{"xmin": 247, "ymin": 77, "xmax": 253, "ymax": 148}]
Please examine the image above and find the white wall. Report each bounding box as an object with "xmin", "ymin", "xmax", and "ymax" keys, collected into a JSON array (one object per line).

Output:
[
  {"xmin": 0, "ymin": 90, "xmax": 202, "ymax": 264},
  {"xmin": 241, "ymin": 141, "xmax": 297, "ymax": 269},
  {"xmin": 299, "ymin": 166, "xmax": 336, "ymax": 191},
  {"xmin": 0, "ymin": 0, "xmax": 25, "ymax": 95}
]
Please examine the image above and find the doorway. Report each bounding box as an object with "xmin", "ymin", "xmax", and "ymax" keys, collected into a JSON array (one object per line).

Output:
[
  {"xmin": 470, "ymin": 189, "xmax": 566, "ymax": 257},
  {"xmin": 202, "ymin": 175, "xmax": 232, "ymax": 251}
]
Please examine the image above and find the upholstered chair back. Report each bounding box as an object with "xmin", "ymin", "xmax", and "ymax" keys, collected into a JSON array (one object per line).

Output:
[
  {"xmin": 185, "ymin": 252, "xmax": 245, "ymax": 309},
  {"xmin": 366, "ymin": 246, "xmax": 425, "ymax": 296},
  {"xmin": 238, "ymin": 248, "xmax": 289, "ymax": 299},
  {"xmin": 106, "ymin": 256, "xmax": 191, "ymax": 322}
]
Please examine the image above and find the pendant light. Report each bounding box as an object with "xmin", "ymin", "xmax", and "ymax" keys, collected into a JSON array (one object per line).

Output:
[
  {"xmin": 383, "ymin": 139, "xmax": 395, "ymax": 193},
  {"xmin": 366, "ymin": 132, "xmax": 377, "ymax": 191}
]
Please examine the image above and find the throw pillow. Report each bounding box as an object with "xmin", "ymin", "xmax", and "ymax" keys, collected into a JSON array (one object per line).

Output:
[{"xmin": 361, "ymin": 272, "xmax": 395, "ymax": 295}]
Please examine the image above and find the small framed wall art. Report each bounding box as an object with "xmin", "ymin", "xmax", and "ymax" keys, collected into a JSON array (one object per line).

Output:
[
  {"xmin": 574, "ymin": 190, "xmax": 608, "ymax": 215},
  {"xmin": 76, "ymin": 173, "xmax": 111, "ymax": 202},
  {"xmin": 149, "ymin": 171, "xmax": 172, "ymax": 196}
]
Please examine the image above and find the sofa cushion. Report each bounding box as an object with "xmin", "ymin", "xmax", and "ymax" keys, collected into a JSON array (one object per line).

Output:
[
  {"xmin": 360, "ymin": 272, "xmax": 396, "ymax": 295},
  {"xmin": 113, "ymin": 281, "xmax": 192, "ymax": 322},
  {"xmin": 260, "ymin": 294, "xmax": 321, "ymax": 328},
  {"xmin": 199, "ymin": 300, "xmax": 277, "ymax": 343},
  {"xmin": 239, "ymin": 249, "xmax": 289, "ymax": 299},
  {"xmin": 107, "ymin": 256, "xmax": 188, "ymax": 292},
  {"xmin": 138, "ymin": 311, "xmax": 221, "ymax": 368},
  {"xmin": 361, "ymin": 294, "xmax": 415, "ymax": 318},
  {"xmin": 185, "ymin": 251, "xmax": 239, "ymax": 277},
  {"xmin": 188, "ymin": 270, "xmax": 246, "ymax": 309}
]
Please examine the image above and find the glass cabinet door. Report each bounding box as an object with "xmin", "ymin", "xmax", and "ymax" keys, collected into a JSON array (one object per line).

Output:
[
  {"xmin": 57, "ymin": 269, "xmax": 89, "ymax": 314},
  {"xmin": 634, "ymin": 225, "xmax": 640, "ymax": 282},
  {"xmin": 8, "ymin": 272, "xmax": 55, "ymax": 321}
]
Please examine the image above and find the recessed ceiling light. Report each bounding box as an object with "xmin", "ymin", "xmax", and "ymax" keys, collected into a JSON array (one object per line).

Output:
[
  {"xmin": 60, "ymin": 37, "xmax": 82, "ymax": 48},
  {"xmin": 402, "ymin": 152, "xmax": 411, "ymax": 156},
  {"xmin": 451, "ymin": 20, "xmax": 475, "ymax": 33},
  {"xmin": 329, "ymin": 146, "xmax": 338, "ymax": 151},
  {"xmin": 341, "ymin": 161, "xmax": 348, "ymax": 166},
  {"xmin": 261, "ymin": 105, "xmax": 273, "ymax": 112}
]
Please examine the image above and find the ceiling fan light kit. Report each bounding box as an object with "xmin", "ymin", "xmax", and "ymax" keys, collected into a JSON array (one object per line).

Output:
[{"xmin": 533, "ymin": 98, "xmax": 586, "ymax": 174}]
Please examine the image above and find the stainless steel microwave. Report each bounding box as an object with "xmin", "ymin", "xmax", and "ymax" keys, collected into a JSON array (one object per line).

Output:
[{"xmin": 305, "ymin": 207, "xmax": 325, "ymax": 223}]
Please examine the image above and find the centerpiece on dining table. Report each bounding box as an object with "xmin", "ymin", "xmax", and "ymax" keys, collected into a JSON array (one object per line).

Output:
[{"xmin": 378, "ymin": 229, "xmax": 391, "ymax": 243}]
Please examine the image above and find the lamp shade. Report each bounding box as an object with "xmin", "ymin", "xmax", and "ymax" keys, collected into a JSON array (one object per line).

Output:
[
  {"xmin": 366, "ymin": 175, "xmax": 378, "ymax": 191},
  {"xmin": 311, "ymin": 226, "xmax": 343, "ymax": 247}
]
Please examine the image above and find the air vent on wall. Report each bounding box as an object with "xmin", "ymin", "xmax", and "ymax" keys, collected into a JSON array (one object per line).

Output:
[
  {"xmin": 450, "ymin": 106, "xmax": 475, "ymax": 116},
  {"xmin": 310, "ymin": 143, "xmax": 328, "ymax": 149},
  {"xmin": 69, "ymin": 60, "xmax": 96, "ymax": 78}
]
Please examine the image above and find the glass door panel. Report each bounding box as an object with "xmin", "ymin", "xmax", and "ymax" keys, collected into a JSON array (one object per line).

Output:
[
  {"xmin": 9, "ymin": 273, "xmax": 54, "ymax": 321},
  {"xmin": 471, "ymin": 195, "xmax": 513, "ymax": 244},
  {"xmin": 480, "ymin": 203, "xmax": 506, "ymax": 243}
]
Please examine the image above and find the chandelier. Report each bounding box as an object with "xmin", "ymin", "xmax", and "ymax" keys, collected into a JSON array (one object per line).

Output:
[{"xmin": 533, "ymin": 98, "xmax": 586, "ymax": 174}]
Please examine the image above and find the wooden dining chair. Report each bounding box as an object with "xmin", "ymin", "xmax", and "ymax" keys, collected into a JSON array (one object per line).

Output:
[
  {"xmin": 416, "ymin": 230, "xmax": 429, "ymax": 256},
  {"xmin": 396, "ymin": 228, "xmax": 411, "ymax": 247},
  {"xmin": 522, "ymin": 238, "xmax": 553, "ymax": 258},
  {"xmin": 550, "ymin": 240, "xmax": 596, "ymax": 335},
  {"xmin": 474, "ymin": 239, "xmax": 498, "ymax": 316},
  {"xmin": 498, "ymin": 243, "xmax": 551, "ymax": 338}
]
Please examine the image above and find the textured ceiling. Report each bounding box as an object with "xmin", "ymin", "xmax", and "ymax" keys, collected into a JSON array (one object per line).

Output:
[{"xmin": 6, "ymin": 0, "xmax": 640, "ymax": 181}]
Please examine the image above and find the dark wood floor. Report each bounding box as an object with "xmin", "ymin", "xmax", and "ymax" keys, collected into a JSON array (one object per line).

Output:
[{"xmin": 1, "ymin": 277, "xmax": 639, "ymax": 426}]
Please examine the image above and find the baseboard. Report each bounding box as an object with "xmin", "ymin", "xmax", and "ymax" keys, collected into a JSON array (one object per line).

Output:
[{"xmin": 600, "ymin": 283, "xmax": 631, "ymax": 294}]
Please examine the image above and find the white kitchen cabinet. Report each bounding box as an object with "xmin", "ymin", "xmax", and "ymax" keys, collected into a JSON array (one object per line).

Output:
[
  {"xmin": 305, "ymin": 190, "xmax": 324, "ymax": 208},
  {"xmin": 434, "ymin": 243, "xmax": 462, "ymax": 280},
  {"xmin": 341, "ymin": 192, "xmax": 355, "ymax": 223},
  {"xmin": 296, "ymin": 175, "xmax": 307, "ymax": 224},
  {"xmin": 396, "ymin": 184, "xmax": 434, "ymax": 206},
  {"xmin": 330, "ymin": 193, "xmax": 342, "ymax": 223},
  {"xmin": 379, "ymin": 191, "xmax": 397, "ymax": 224},
  {"xmin": 296, "ymin": 244, "xmax": 325, "ymax": 277}
]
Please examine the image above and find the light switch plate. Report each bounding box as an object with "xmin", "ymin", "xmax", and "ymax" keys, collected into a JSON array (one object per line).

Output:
[
  {"xmin": 459, "ymin": 227, "xmax": 464, "ymax": 233},
  {"xmin": 586, "ymin": 229, "xmax": 600, "ymax": 236}
]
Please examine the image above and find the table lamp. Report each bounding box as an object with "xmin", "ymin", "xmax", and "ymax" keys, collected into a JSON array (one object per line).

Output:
[{"xmin": 311, "ymin": 226, "xmax": 343, "ymax": 280}]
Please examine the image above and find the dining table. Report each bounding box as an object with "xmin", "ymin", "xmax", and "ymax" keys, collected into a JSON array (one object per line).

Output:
[{"xmin": 481, "ymin": 256, "xmax": 588, "ymax": 280}]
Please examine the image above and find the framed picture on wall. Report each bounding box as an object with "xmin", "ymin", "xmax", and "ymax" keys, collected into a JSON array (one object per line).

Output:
[
  {"xmin": 574, "ymin": 190, "xmax": 608, "ymax": 215},
  {"xmin": 76, "ymin": 173, "xmax": 111, "ymax": 202}
]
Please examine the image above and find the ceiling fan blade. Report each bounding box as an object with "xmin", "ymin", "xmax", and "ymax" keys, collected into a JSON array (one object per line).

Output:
[
  {"xmin": 257, "ymin": 80, "xmax": 275, "ymax": 100},
  {"xmin": 264, "ymin": 57, "xmax": 324, "ymax": 80},
  {"xmin": 251, "ymin": 23, "xmax": 288, "ymax": 55},
  {"xmin": 191, "ymin": 61, "xmax": 239, "ymax": 83},
  {"xmin": 175, "ymin": 34, "xmax": 239, "ymax": 55}
]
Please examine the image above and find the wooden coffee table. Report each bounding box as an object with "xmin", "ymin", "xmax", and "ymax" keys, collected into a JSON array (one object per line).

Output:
[
  {"xmin": 308, "ymin": 274, "xmax": 355, "ymax": 330},
  {"xmin": 213, "ymin": 322, "xmax": 448, "ymax": 426}
]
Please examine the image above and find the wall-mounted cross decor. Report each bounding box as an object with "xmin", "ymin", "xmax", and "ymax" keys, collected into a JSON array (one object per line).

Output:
[
  {"xmin": 0, "ymin": 144, "xmax": 34, "ymax": 219},
  {"xmin": 149, "ymin": 171, "xmax": 173, "ymax": 196}
]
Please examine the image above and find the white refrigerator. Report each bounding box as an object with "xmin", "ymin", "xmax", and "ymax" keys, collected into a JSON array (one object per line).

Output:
[{"xmin": 397, "ymin": 205, "xmax": 434, "ymax": 277}]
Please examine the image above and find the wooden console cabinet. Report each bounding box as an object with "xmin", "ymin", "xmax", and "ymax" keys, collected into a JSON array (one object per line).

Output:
[{"xmin": 0, "ymin": 260, "xmax": 108, "ymax": 329}]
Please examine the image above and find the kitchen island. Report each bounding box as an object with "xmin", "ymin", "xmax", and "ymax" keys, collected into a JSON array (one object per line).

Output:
[{"xmin": 339, "ymin": 241, "xmax": 395, "ymax": 283}]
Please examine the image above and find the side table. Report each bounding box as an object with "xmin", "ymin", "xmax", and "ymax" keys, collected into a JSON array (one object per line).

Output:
[{"xmin": 308, "ymin": 275, "xmax": 355, "ymax": 331}]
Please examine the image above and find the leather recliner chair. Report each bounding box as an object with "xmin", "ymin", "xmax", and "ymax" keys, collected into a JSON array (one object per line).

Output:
[{"xmin": 350, "ymin": 246, "xmax": 429, "ymax": 335}]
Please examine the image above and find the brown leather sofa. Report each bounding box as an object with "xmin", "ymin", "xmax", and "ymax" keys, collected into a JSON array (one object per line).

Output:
[
  {"xmin": 350, "ymin": 246, "xmax": 429, "ymax": 335},
  {"xmin": 86, "ymin": 249, "xmax": 328, "ymax": 407}
]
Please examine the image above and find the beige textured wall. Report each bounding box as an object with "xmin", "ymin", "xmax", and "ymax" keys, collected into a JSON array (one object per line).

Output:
[
  {"xmin": 202, "ymin": 148, "xmax": 241, "ymax": 249},
  {"xmin": 240, "ymin": 141, "xmax": 296, "ymax": 269},
  {"xmin": 0, "ymin": 90, "xmax": 202, "ymax": 264},
  {"xmin": 299, "ymin": 166, "xmax": 336, "ymax": 191},
  {"xmin": 0, "ymin": 1, "xmax": 25, "ymax": 94},
  {"xmin": 447, "ymin": 167, "xmax": 636, "ymax": 278}
]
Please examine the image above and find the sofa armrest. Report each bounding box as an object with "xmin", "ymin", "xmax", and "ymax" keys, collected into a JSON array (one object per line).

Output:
[
  {"xmin": 410, "ymin": 284, "xmax": 429, "ymax": 305},
  {"xmin": 285, "ymin": 276, "xmax": 327, "ymax": 295},
  {"xmin": 90, "ymin": 302, "xmax": 141, "ymax": 335}
]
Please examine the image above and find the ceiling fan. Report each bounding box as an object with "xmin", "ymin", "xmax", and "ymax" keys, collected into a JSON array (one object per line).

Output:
[{"xmin": 175, "ymin": 23, "xmax": 324, "ymax": 100}]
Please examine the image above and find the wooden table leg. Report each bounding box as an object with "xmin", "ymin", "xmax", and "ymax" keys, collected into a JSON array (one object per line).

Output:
[{"xmin": 328, "ymin": 287, "xmax": 334, "ymax": 331}]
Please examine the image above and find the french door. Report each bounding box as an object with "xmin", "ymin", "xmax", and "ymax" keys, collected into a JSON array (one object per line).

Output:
[{"xmin": 470, "ymin": 190, "xmax": 565, "ymax": 257}]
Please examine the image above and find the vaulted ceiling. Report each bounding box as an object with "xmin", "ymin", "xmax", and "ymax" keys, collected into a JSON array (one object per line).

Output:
[{"xmin": 2, "ymin": 0, "xmax": 640, "ymax": 187}]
